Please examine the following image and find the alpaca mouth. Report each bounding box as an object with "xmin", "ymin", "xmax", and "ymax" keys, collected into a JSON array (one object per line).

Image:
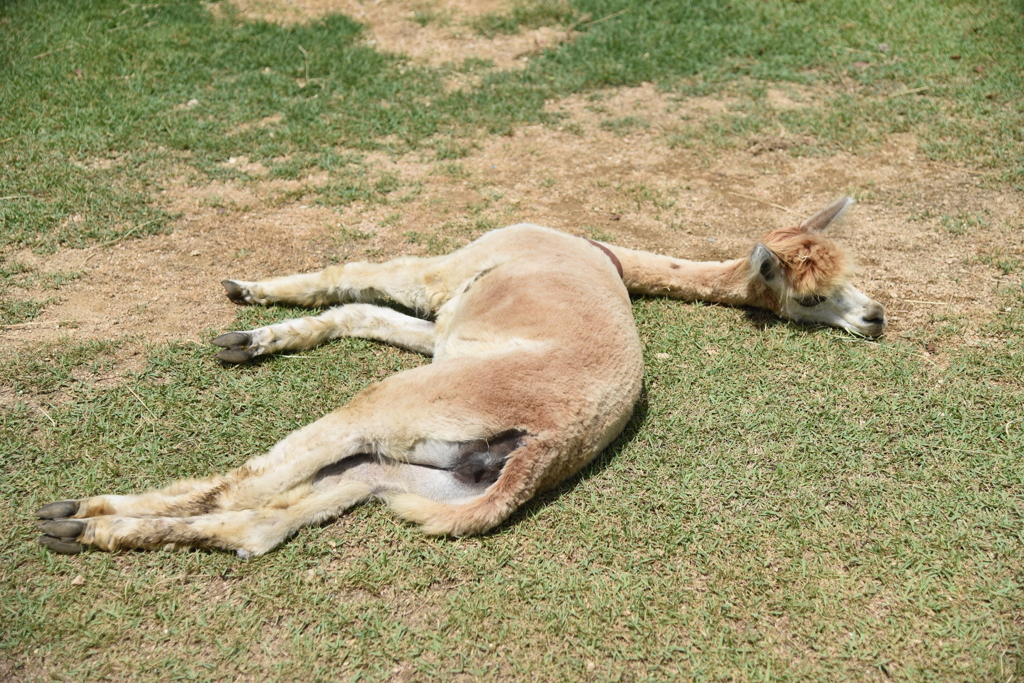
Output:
[
  {"xmin": 844, "ymin": 314, "xmax": 886, "ymax": 337},
  {"xmin": 858, "ymin": 320, "xmax": 887, "ymax": 337}
]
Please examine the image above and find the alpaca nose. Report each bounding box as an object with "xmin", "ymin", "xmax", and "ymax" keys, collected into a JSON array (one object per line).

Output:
[{"xmin": 861, "ymin": 302, "xmax": 886, "ymax": 328}]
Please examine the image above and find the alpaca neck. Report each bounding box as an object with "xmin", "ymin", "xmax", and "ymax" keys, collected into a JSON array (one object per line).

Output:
[{"xmin": 603, "ymin": 244, "xmax": 775, "ymax": 309}]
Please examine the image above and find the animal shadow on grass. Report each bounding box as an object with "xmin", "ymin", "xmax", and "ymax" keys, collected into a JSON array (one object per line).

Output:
[
  {"xmin": 743, "ymin": 306, "xmax": 785, "ymax": 331},
  {"xmin": 743, "ymin": 306, "xmax": 851, "ymax": 336}
]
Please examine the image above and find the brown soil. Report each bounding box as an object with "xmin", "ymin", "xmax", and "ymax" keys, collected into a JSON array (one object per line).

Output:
[{"xmin": 3, "ymin": 56, "xmax": 1022, "ymax": 363}]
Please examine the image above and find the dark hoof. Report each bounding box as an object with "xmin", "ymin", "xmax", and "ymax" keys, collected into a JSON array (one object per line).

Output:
[
  {"xmin": 212, "ymin": 331, "xmax": 251, "ymax": 348},
  {"xmin": 38, "ymin": 519, "xmax": 86, "ymax": 538},
  {"xmin": 37, "ymin": 535, "xmax": 85, "ymax": 555},
  {"xmin": 36, "ymin": 500, "xmax": 79, "ymax": 519},
  {"xmin": 213, "ymin": 331, "xmax": 257, "ymax": 363},
  {"xmin": 222, "ymin": 280, "xmax": 249, "ymax": 305},
  {"xmin": 217, "ymin": 348, "xmax": 254, "ymax": 364}
]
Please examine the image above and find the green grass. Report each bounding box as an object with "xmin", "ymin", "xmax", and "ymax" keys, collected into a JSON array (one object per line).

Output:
[
  {"xmin": 2, "ymin": 0, "xmax": 1024, "ymax": 679},
  {"xmin": 2, "ymin": 297, "xmax": 1023, "ymax": 681},
  {"xmin": 471, "ymin": 0, "xmax": 578, "ymax": 37},
  {"xmin": 599, "ymin": 115, "xmax": 650, "ymax": 135}
]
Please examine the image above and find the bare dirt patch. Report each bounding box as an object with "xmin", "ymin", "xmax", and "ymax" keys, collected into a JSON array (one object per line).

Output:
[
  {"xmin": 5, "ymin": 83, "xmax": 1022, "ymax": 361},
  {"xmin": 3, "ymin": 180, "xmax": 341, "ymax": 345},
  {"xmin": 213, "ymin": 0, "xmax": 576, "ymax": 70}
]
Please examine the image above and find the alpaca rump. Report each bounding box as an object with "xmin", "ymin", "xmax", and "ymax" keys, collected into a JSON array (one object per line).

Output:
[{"xmin": 36, "ymin": 197, "xmax": 884, "ymax": 557}]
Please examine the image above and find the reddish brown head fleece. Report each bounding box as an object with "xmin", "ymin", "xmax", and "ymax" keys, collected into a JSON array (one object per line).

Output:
[{"xmin": 760, "ymin": 226, "xmax": 853, "ymax": 296}]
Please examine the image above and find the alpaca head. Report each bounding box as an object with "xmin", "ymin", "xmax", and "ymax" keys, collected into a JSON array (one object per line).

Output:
[{"xmin": 748, "ymin": 197, "xmax": 886, "ymax": 336}]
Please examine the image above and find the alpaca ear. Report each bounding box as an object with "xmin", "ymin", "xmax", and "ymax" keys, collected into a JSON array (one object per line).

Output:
[
  {"xmin": 750, "ymin": 243, "xmax": 782, "ymax": 283},
  {"xmin": 799, "ymin": 197, "xmax": 854, "ymax": 233}
]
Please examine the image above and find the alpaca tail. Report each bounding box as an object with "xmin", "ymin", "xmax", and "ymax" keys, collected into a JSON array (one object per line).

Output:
[{"xmin": 385, "ymin": 438, "xmax": 550, "ymax": 536}]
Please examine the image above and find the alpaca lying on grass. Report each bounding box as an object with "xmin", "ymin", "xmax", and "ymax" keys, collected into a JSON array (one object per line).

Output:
[{"xmin": 36, "ymin": 197, "xmax": 884, "ymax": 557}]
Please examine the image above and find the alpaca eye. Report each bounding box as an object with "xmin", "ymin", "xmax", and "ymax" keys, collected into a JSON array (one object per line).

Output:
[{"xmin": 795, "ymin": 294, "xmax": 827, "ymax": 307}]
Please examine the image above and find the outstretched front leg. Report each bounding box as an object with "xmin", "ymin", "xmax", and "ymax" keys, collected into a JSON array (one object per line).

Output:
[
  {"xmin": 223, "ymin": 254, "xmax": 447, "ymax": 312},
  {"xmin": 212, "ymin": 303, "xmax": 436, "ymax": 363},
  {"xmin": 221, "ymin": 227, "xmax": 515, "ymax": 314}
]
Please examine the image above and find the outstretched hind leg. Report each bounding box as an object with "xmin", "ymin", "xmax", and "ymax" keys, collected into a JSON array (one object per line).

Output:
[
  {"xmin": 36, "ymin": 476, "xmax": 231, "ymax": 524},
  {"xmin": 34, "ymin": 415, "xmax": 378, "ymax": 555},
  {"xmin": 37, "ymin": 478, "xmax": 376, "ymax": 556},
  {"xmin": 35, "ymin": 355, "xmax": 551, "ymax": 555},
  {"xmin": 37, "ymin": 444, "xmax": 529, "ymax": 556},
  {"xmin": 212, "ymin": 303, "xmax": 436, "ymax": 363},
  {"xmin": 36, "ymin": 406, "xmax": 375, "ymax": 537}
]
